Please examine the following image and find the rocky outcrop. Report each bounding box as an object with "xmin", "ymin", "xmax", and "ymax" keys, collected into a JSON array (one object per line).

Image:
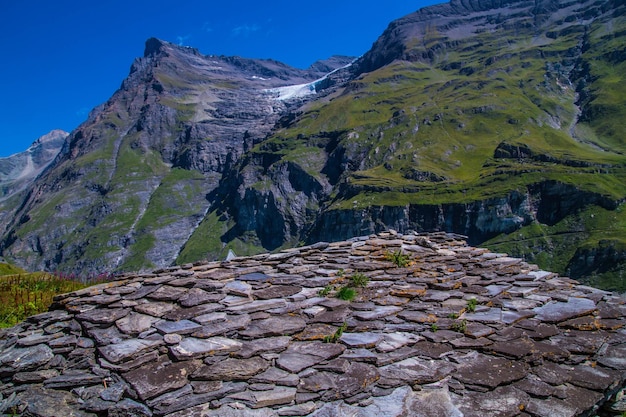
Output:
[
  {"xmin": 0, "ymin": 130, "xmax": 67, "ymax": 201},
  {"xmin": 0, "ymin": 232, "xmax": 625, "ymax": 416},
  {"xmin": 0, "ymin": 39, "xmax": 354, "ymax": 274}
]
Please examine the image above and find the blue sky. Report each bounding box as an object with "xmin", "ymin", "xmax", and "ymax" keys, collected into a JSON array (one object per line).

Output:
[{"xmin": 0, "ymin": 0, "xmax": 439, "ymax": 157}]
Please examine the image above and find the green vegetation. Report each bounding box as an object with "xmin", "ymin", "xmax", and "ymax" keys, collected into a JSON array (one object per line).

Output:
[
  {"xmin": 323, "ymin": 322, "xmax": 348, "ymax": 343},
  {"xmin": 318, "ymin": 285, "xmax": 333, "ymax": 297},
  {"xmin": 384, "ymin": 250, "xmax": 411, "ymax": 268},
  {"xmin": 336, "ymin": 286, "xmax": 357, "ymax": 301},
  {"xmin": 484, "ymin": 205, "xmax": 626, "ymax": 292},
  {"xmin": 451, "ymin": 319, "xmax": 468, "ymax": 333},
  {"xmin": 349, "ymin": 272, "xmax": 370, "ymax": 288},
  {"xmin": 466, "ymin": 298, "xmax": 478, "ymax": 313},
  {"xmin": 0, "ymin": 270, "xmax": 95, "ymax": 328}
]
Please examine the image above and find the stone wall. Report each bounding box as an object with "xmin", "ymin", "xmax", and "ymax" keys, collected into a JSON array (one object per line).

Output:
[{"xmin": 0, "ymin": 231, "xmax": 625, "ymax": 416}]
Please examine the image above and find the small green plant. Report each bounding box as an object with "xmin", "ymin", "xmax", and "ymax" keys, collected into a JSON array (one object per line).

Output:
[
  {"xmin": 384, "ymin": 250, "xmax": 410, "ymax": 268},
  {"xmin": 451, "ymin": 319, "xmax": 468, "ymax": 333},
  {"xmin": 430, "ymin": 323, "xmax": 439, "ymax": 332},
  {"xmin": 336, "ymin": 286, "xmax": 357, "ymax": 301},
  {"xmin": 323, "ymin": 322, "xmax": 348, "ymax": 343},
  {"xmin": 336, "ymin": 269, "xmax": 345, "ymax": 277},
  {"xmin": 349, "ymin": 272, "xmax": 369, "ymax": 288},
  {"xmin": 466, "ymin": 298, "xmax": 478, "ymax": 313},
  {"xmin": 318, "ymin": 285, "xmax": 333, "ymax": 297},
  {"xmin": 448, "ymin": 312, "xmax": 459, "ymax": 319}
]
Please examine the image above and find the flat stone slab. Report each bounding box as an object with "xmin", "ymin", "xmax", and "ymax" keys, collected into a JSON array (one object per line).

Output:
[
  {"xmin": 98, "ymin": 338, "xmax": 162, "ymax": 364},
  {"xmin": 1, "ymin": 231, "xmax": 625, "ymax": 417},
  {"xmin": 239, "ymin": 315, "xmax": 307, "ymax": 338},
  {"xmin": 124, "ymin": 356, "xmax": 201, "ymax": 400},
  {"xmin": 154, "ymin": 319, "xmax": 202, "ymax": 335},
  {"xmin": 193, "ymin": 357, "xmax": 270, "ymax": 381},
  {"xmin": 116, "ymin": 312, "xmax": 160, "ymax": 334},
  {"xmin": 533, "ymin": 297, "xmax": 597, "ymax": 323},
  {"xmin": 170, "ymin": 337, "xmax": 242, "ymax": 360}
]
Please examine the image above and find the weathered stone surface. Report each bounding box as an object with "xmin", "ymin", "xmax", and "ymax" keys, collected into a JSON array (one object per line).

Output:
[
  {"xmin": 0, "ymin": 344, "xmax": 54, "ymax": 373},
  {"xmin": 340, "ymin": 332, "xmax": 383, "ymax": 348},
  {"xmin": 455, "ymin": 353, "xmax": 529, "ymax": 388},
  {"xmin": 16, "ymin": 386, "xmax": 95, "ymax": 417},
  {"xmin": 193, "ymin": 357, "xmax": 270, "ymax": 380},
  {"xmin": 76, "ymin": 308, "xmax": 130, "ymax": 324},
  {"xmin": 116, "ymin": 312, "xmax": 160, "ymax": 335},
  {"xmin": 0, "ymin": 232, "xmax": 624, "ymax": 417},
  {"xmin": 123, "ymin": 356, "xmax": 201, "ymax": 400},
  {"xmin": 98, "ymin": 338, "xmax": 162, "ymax": 364},
  {"xmin": 234, "ymin": 336, "xmax": 291, "ymax": 359},
  {"xmin": 379, "ymin": 357, "xmax": 456, "ymax": 387},
  {"xmin": 154, "ymin": 319, "xmax": 202, "ymax": 335},
  {"xmin": 239, "ymin": 315, "xmax": 307, "ymax": 338},
  {"xmin": 533, "ymin": 297, "xmax": 597, "ymax": 323},
  {"xmin": 170, "ymin": 337, "xmax": 242, "ymax": 360}
]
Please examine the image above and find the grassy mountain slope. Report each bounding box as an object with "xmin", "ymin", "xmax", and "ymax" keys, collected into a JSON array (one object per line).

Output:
[{"xmin": 191, "ymin": 0, "xmax": 626, "ymax": 290}]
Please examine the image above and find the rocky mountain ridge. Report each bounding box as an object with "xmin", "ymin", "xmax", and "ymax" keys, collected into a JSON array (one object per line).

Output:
[
  {"xmin": 0, "ymin": 0, "xmax": 624, "ymax": 291},
  {"xmin": 0, "ymin": 232, "xmax": 625, "ymax": 416},
  {"xmin": 0, "ymin": 130, "xmax": 67, "ymax": 201}
]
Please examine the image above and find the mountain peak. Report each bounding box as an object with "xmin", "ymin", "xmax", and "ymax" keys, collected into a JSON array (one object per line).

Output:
[{"xmin": 143, "ymin": 37, "xmax": 167, "ymax": 57}]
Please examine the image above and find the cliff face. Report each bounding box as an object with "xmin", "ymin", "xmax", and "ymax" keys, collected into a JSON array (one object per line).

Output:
[
  {"xmin": 0, "ymin": 39, "xmax": 353, "ymax": 274},
  {"xmin": 0, "ymin": 0, "xmax": 625, "ymax": 291},
  {"xmin": 0, "ymin": 130, "xmax": 67, "ymax": 201}
]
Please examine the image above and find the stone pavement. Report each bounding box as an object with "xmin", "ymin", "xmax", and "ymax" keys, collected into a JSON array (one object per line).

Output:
[{"xmin": 0, "ymin": 231, "xmax": 625, "ymax": 416}]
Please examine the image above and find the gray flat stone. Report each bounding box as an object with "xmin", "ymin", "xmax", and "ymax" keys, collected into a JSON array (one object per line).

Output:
[
  {"xmin": 0, "ymin": 344, "xmax": 54, "ymax": 372},
  {"xmin": 234, "ymin": 336, "xmax": 292, "ymax": 359},
  {"xmin": 170, "ymin": 337, "xmax": 242, "ymax": 360},
  {"xmin": 98, "ymin": 338, "xmax": 162, "ymax": 364},
  {"xmin": 77, "ymin": 308, "xmax": 130, "ymax": 324},
  {"xmin": 193, "ymin": 357, "xmax": 269, "ymax": 381},
  {"xmin": 250, "ymin": 366, "xmax": 300, "ymax": 387},
  {"xmin": 239, "ymin": 315, "xmax": 306, "ymax": 338},
  {"xmin": 379, "ymin": 357, "xmax": 456, "ymax": 387},
  {"xmin": 123, "ymin": 356, "xmax": 201, "ymax": 400},
  {"xmin": 352, "ymin": 306, "xmax": 403, "ymax": 320},
  {"xmin": 154, "ymin": 319, "xmax": 202, "ymax": 335},
  {"xmin": 340, "ymin": 332, "xmax": 383, "ymax": 348},
  {"xmin": 455, "ymin": 353, "xmax": 528, "ymax": 388},
  {"xmin": 226, "ymin": 298, "xmax": 287, "ymax": 313},
  {"xmin": 134, "ymin": 301, "xmax": 177, "ymax": 317},
  {"xmin": 116, "ymin": 312, "xmax": 160, "ymax": 335},
  {"xmin": 533, "ymin": 297, "xmax": 597, "ymax": 323}
]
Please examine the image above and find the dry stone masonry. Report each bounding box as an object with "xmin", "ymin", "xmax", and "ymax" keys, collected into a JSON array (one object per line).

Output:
[{"xmin": 0, "ymin": 231, "xmax": 625, "ymax": 416}]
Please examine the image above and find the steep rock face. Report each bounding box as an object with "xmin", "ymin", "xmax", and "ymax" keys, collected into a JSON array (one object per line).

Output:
[
  {"xmin": 0, "ymin": 130, "xmax": 67, "ymax": 200},
  {"xmin": 0, "ymin": 0, "xmax": 625, "ymax": 293},
  {"xmin": 0, "ymin": 38, "xmax": 353, "ymax": 274}
]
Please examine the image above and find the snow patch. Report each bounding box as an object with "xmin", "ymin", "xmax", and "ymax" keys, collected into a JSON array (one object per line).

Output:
[{"xmin": 264, "ymin": 61, "xmax": 353, "ymax": 101}]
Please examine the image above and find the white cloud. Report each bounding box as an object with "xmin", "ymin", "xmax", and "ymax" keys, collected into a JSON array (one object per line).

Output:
[
  {"xmin": 231, "ymin": 24, "xmax": 260, "ymax": 37},
  {"xmin": 176, "ymin": 35, "xmax": 192, "ymax": 46}
]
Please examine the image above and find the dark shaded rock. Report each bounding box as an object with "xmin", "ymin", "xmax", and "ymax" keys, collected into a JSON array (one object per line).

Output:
[
  {"xmin": 16, "ymin": 386, "xmax": 95, "ymax": 417},
  {"xmin": 44, "ymin": 371, "xmax": 103, "ymax": 389},
  {"xmin": 123, "ymin": 356, "xmax": 201, "ymax": 400},
  {"xmin": 253, "ymin": 285, "xmax": 302, "ymax": 300},
  {"xmin": 234, "ymin": 336, "xmax": 291, "ymax": 359},
  {"xmin": 192, "ymin": 357, "xmax": 270, "ymax": 381},
  {"xmin": 0, "ymin": 344, "xmax": 54, "ymax": 374},
  {"xmin": 239, "ymin": 315, "xmax": 307, "ymax": 338},
  {"xmin": 108, "ymin": 398, "xmax": 153, "ymax": 417},
  {"xmin": 455, "ymin": 353, "xmax": 529, "ymax": 388}
]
